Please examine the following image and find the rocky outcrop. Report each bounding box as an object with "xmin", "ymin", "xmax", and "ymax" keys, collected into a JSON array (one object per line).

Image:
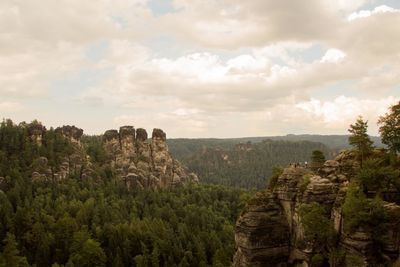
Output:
[
  {"xmin": 234, "ymin": 150, "xmax": 400, "ymax": 267},
  {"xmin": 102, "ymin": 126, "xmax": 198, "ymax": 189},
  {"xmin": 28, "ymin": 123, "xmax": 46, "ymax": 145},
  {"xmin": 31, "ymin": 125, "xmax": 92, "ymax": 182},
  {"xmin": 28, "ymin": 123, "xmax": 196, "ymax": 189},
  {"xmin": 234, "ymin": 192, "xmax": 290, "ymax": 267},
  {"xmin": 55, "ymin": 125, "xmax": 83, "ymax": 146}
]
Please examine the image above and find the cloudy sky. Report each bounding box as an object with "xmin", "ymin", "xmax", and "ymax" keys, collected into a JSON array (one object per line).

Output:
[{"xmin": 1, "ymin": 0, "xmax": 399, "ymax": 137}]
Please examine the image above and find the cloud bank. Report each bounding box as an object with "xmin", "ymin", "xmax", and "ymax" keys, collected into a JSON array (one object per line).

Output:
[{"xmin": 1, "ymin": 0, "xmax": 399, "ymax": 137}]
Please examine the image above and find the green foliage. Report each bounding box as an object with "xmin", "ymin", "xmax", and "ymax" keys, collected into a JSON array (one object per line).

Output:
[
  {"xmin": 310, "ymin": 150, "xmax": 325, "ymax": 169},
  {"xmin": 68, "ymin": 237, "xmax": 106, "ymax": 267},
  {"xmin": 299, "ymin": 174, "xmax": 311, "ymax": 193},
  {"xmin": 0, "ymin": 119, "xmax": 74, "ymax": 180},
  {"xmin": 267, "ymin": 166, "xmax": 283, "ymax": 190},
  {"xmin": 328, "ymin": 248, "xmax": 345, "ymax": 267},
  {"xmin": 356, "ymin": 158, "xmax": 400, "ymax": 192},
  {"xmin": 342, "ymin": 184, "xmax": 388, "ymax": 245},
  {"xmin": 0, "ymin": 177, "xmax": 248, "ymax": 266},
  {"xmin": 348, "ymin": 116, "xmax": 374, "ymax": 165},
  {"xmin": 0, "ymin": 119, "xmax": 253, "ymax": 266},
  {"xmin": 299, "ymin": 202, "xmax": 336, "ymax": 250},
  {"xmin": 311, "ymin": 253, "xmax": 324, "ymax": 267},
  {"xmin": 183, "ymin": 140, "xmax": 330, "ymax": 189},
  {"xmin": 82, "ymin": 136, "xmax": 107, "ymax": 165},
  {"xmin": 378, "ymin": 101, "xmax": 400, "ymax": 154},
  {"xmin": 0, "ymin": 233, "xmax": 29, "ymax": 267},
  {"xmin": 345, "ymin": 254, "xmax": 364, "ymax": 267},
  {"xmin": 167, "ymin": 135, "xmax": 383, "ymax": 160}
]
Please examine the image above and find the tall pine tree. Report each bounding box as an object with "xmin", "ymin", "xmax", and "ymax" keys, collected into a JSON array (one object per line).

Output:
[
  {"xmin": 378, "ymin": 101, "xmax": 400, "ymax": 154},
  {"xmin": 348, "ymin": 116, "xmax": 373, "ymax": 166}
]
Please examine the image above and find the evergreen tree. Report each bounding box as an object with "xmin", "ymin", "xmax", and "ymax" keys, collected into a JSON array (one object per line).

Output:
[
  {"xmin": 0, "ymin": 233, "xmax": 29, "ymax": 267},
  {"xmin": 348, "ymin": 116, "xmax": 373, "ymax": 165},
  {"xmin": 310, "ymin": 150, "xmax": 326, "ymax": 170},
  {"xmin": 68, "ymin": 238, "xmax": 106, "ymax": 267},
  {"xmin": 378, "ymin": 101, "xmax": 400, "ymax": 154}
]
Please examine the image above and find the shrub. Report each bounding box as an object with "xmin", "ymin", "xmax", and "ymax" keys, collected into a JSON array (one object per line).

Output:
[
  {"xmin": 267, "ymin": 166, "xmax": 283, "ymax": 190},
  {"xmin": 299, "ymin": 202, "xmax": 336, "ymax": 250},
  {"xmin": 299, "ymin": 174, "xmax": 312, "ymax": 193},
  {"xmin": 311, "ymin": 253, "xmax": 324, "ymax": 267}
]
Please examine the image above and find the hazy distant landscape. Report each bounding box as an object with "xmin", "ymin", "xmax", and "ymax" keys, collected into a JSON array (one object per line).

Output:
[{"xmin": 168, "ymin": 134, "xmax": 384, "ymax": 159}]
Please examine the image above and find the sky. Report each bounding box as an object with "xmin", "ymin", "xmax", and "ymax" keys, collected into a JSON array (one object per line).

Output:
[{"xmin": 1, "ymin": 0, "xmax": 400, "ymax": 138}]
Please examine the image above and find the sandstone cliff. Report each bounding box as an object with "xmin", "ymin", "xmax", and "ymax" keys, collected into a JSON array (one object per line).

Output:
[
  {"xmin": 102, "ymin": 126, "xmax": 198, "ymax": 189},
  {"xmin": 30, "ymin": 125, "xmax": 93, "ymax": 182},
  {"xmin": 27, "ymin": 122, "xmax": 198, "ymax": 189},
  {"xmin": 234, "ymin": 150, "xmax": 400, "ymax": 267}
]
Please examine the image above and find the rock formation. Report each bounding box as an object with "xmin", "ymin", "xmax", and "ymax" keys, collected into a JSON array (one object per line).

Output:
[
  {"xmin": 27, "ymin": 122, "xmax": 46, "ymax": 145},
  {"xmin": 234, "ymin": 150, "xmax": 400, "ymax": 267},
  {"xmin": 31, "ymin": 125, "xmax": 92, "ymax": 182},
  {"xmin": 55, "ymin": 125, "xmax": 84, "ymax": 146},
  {"xmin": 27, "ymin": 123, "xmax": 197, "ymax": 189},
  {"xmin": 102, "ymin": 126, "xmax": 198, "ymax": 189}
]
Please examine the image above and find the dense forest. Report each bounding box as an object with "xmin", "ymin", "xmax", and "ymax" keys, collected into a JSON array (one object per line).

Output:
[
  {"xmin": 0, "ymin": 119, "xmax": 251, "ymax": 267},
  {"xmin": 167, "ymin": 134, "xmax": 382, "ymax": 161},
  {"xmin": 182, "ymin": 140, "xmax": 331, "ymax": 189}
]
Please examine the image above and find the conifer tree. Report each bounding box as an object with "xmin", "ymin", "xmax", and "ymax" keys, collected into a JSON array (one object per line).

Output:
[
  {"xmin": 0, "ymin": 233, "xmax": 29, "ymax": 267},
  {"xmin": 311, "ymin": 150, "xmax": 326, "ymax": 170},
  {"xmin": 378, "ymin": 101, "xmax": 400, "ymax": 154},
  {"xmin": 348, "ymin": 116, "xmax": 373, "ymax": 165}
]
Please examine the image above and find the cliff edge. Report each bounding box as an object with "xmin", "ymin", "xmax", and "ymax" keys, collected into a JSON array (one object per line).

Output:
[{"xmin": 234, "ymin": 150, "xmax": 400, "ymax": 267}]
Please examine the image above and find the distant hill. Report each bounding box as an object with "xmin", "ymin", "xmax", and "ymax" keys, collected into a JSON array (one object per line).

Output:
[
  {"xmin": 167, "ymin": 134, "xmax": 382, "ymax": 189},
  {"xmin": 167, "ymin": 134, "xmax": 383, "ymax": 161},
  {"xmin": 175, "ymin": 139, "xmax": 331, "ymax": 189}
]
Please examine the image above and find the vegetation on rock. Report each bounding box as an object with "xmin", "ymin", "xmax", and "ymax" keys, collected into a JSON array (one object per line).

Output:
[
  {"xmin": 378, "ymin": 101, "xmax": 400, "ymax": 154},
  {"xmin": 348, "ymin": 116, "xmax": 373, "ymax": 166},
  {"xmin": 234, "ymin": 101, "xmax": 400, "ymax": 267}
]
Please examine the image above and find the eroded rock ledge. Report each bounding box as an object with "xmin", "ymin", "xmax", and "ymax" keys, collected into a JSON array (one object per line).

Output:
[
  {"xmin": 27, "ymin": 123, "xmax": 198, "ymax": 189},
  {"xmin": 102, "ymin": 126, "xmax": 198, "ymax": 189},
  {"xmin": 234, "ymin": 151, "xmax": 400, "ymax": 267}
]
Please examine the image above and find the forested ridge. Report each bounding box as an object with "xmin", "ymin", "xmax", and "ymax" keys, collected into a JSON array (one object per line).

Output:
[
  {"xmin": 0, "ymin": 119, "xmax": 251, "ymax": 267},
  {"xmin": 182, "ymin": 140, "xmax": 331, "ymax": 189},
  {"xmin": 167, "ymin": 134, "xmax": 382, "ymax": 161}
]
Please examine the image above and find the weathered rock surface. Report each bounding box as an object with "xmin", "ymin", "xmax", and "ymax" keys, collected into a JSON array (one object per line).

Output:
[
  {"xmin": 102, "ymin": 126, "xmax": 198, "ymax": 189},
  {"xmin": 27, "ymin": 123, "xmax": 46, "ymax": 145},
  {"xmin": 28, "ymin": 123, "xmax": 196, "ymax": 189},
  {"xmin": 55, "ymin": 125, "xmax": 83, "ymax": 146},
  {"xmin": 234, "ymin": 192, "xmax": 290, "ymax": 267},
  {"xmin": 234, "ymin": 151, "xmax": 400, "ymax": 267},
  {"xmin": 31, "ymin": 125, "xmax": 92, "ymax": 182}
]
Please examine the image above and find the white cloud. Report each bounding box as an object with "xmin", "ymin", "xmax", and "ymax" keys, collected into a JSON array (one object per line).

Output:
[
  {"xmin": 348, "ymin": 5, "xmax": 399, "ymax": 21},
  {"xmin": 320, "ymin": 48, "xmax": 346, "ymax": 63},
  {"xmin": 2, "ymin": 0, "xmax": 400, "ymax": 137},
  {"xmin": 294, "ymin": 96, "xmax": 399, "ymax": 133}
]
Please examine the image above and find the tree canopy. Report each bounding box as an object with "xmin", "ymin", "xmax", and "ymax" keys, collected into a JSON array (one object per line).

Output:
[
  {"xmin": 348, "ymin": 116, "xmax": 374, "ymax": 165},
  {"xmin": 378, "ymin": 101, "xmax": 400, "ymax": 154}
]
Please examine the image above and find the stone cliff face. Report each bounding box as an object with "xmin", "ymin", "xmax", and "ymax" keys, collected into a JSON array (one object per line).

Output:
[
  {"xmin": 103, "ymin": 126, "xmax": 198, "ymax": 189},
  {"xmin": 31, "ymin": 125, "xmax": 92, "ymax": 182},
  {"xmin": 28, "ymin": 123, "xmax": 197, "ymax": 189},
  {"xmin": 234, "ymin": 150, "xmax": 400, "ymax": 267}
]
